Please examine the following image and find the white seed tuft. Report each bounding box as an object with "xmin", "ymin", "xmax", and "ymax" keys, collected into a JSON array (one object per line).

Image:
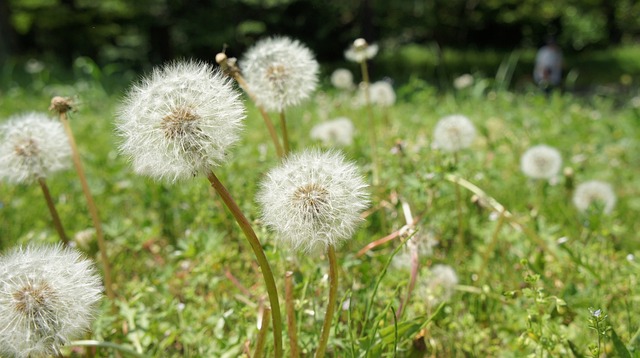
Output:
[
  {"xmin": 310, "ymin": 117, "xmax": 355, "ymax": 146},
  {"xmin": 520, "ymin": 144, "xmax": 563, "ymax": 180},
  {"xmin": 257, "ymin": 150, "xmax": 369, "ymax": 254},
  {"xmin": 573, "ymin": 180, "xmax": 616, "ymax": 215},
  {"xmin": 432, "ymin": 114, "xmax": 476, "ymax": 152},
  {"xmin": 330, "ymin": 68, "xmax": 354, "ymax": 90},
  {"xmin": 0, "ymin": 113, "xmax": 71, "ymax": 184},
  {"xmin": 115, "ymin": 60, "xmax": 245, "ymax": 182},
  {"xmin": 0, "ymin": 244, "xmax": 102, "ymax": 358},
  {"xmin": 241, "ymin": 36, "xmax": 319, "ymax": 113}
]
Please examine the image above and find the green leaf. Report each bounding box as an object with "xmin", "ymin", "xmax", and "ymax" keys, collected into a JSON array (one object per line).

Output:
[{"xmin": 610, "ymin": 328, "xmax": 632, "ymax": 358}]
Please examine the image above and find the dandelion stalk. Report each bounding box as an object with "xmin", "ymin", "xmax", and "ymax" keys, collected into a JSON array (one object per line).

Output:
[
  {"xmin": 253, "ymin": 306, "xmax": 271, "ymax": 358},
  {"xmin": 216, "ymin": 53, "xmax": 284, "ymax": 158},
  {"xmin": 444, "ymin": 173, "xmax": 559, "ymax": 261},
  {"xmin": 315, "ymin": 245, "xmax": 338, "ymax": 358},
  {"xmin": 285, "ymin": 271, "xmax": 300, "ymax": 358},
  {"xmin": 37, "ymin": 177, "xmax": 69, "ymax": 246},
  {"xmin": 207, "ymin": 171, "xmax": 283, "ymax": 357},
  {"xmin": 279, "ymin": 111, "xmax": 290, "ymax": 155},
  {"xmin": 453, "ymin": 153, "xmax": 464, "ymax": 244},
  {"xmin": 479, "ymin": 208, "xmax": 506, "ymax": 280},
  {"xmin": 359, "ymin": 56, "xmax": 380, "ymax": 186},
  {"xmin": 51, "ymin": 98, "xmax": 115, "ymax": 302}
]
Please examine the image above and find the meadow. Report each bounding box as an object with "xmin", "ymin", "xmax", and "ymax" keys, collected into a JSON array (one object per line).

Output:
[{"xmin": 1, "ymin": 45, "xmax": 640, "ymax": 357}]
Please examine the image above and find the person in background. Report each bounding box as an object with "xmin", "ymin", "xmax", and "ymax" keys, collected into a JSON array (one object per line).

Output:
[{"xmin": 534, "ymin": 37, "xmax": 563, "ymax": 93}]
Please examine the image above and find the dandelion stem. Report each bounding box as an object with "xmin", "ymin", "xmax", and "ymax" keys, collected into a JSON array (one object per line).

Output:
[
  {"xmin": 453, "ymin": 153, "xmax": 464, "ymax": 244},
  {"xmin": 279, "ymin": 111, "xmax": 290, "ymax": 156},
  {"xmin": 58, "ymin": 112, "xmax": 115, "ymax": 302},
  {"xmin": 253, "ymin": 306, "xmax": 271, "ymax": 358},
  {"xmin": 396, "ymin": 247, "xmax": 419, "ymax": 319},
  {"xmin": 479, "ymin": 209, "xmax": 506, "ymax": 280},
  {"xmin": 359, "ymin": 60, "xmax": 380, "ymax": 186},
  {"xmin": 443, "ymin": 173, "xmax": 559, "ymax": 261},
  {"xmin": 207, "ymin": 171, "xmax": 283, "ymax": 357},
  {"xmin": 285, "ymin": 271, "xmax": 300, "ymax": 358},
  {"xmin": 37, "ymin": 177, "xmax": 69, "ymax": 246},
  {"xmin": 316, "ymin": 245, "xmax": 338, "ymax": 358},
  {"xmin": 233, "ymin": 73, "xmax": 285, "ymax": 158}
]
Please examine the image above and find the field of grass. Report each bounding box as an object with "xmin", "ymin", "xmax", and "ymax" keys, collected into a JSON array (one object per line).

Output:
[{"xmin": 1, "ymin": 56, "xmax": 640, "ymax": 357}]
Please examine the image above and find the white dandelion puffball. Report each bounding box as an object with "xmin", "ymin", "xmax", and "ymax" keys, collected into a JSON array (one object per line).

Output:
[
  {"xmin": 573, "ymin": 180, "xmax": 616, "ymax": 215},
  {"xmin": 330, "ymin": 68, "xmax": 354, "ymax": 90},
  {"xmin": 116, "ymin": 60, "xmax": 245, "ymax": 182},
  {"xmin": 241, "ymin": 36, "xmax": 319, "ymax": 112},
  {"xmin": 432, "ymin": 114, "xmax": 476, "ymax": 152},
  {"xmin": 310, "ymin": 117, "xmax": 355, "ymax": 146},
  {"xmin": 0, "ymin": 244, "xmax": 102, "ymax": 358},
  {"xmin": 344, "ymin": 38, "xmax": 379, "ymax": 63},
  {"xmin": 520, "ymin": 144, "xmax": 563, "ymax": 180},
  {"xmin": 368, "ymin": 81, "xmax": 396, "ymax": 107},
  {"xmin": 257, "ymin": 150, "xmax": 369, "ymax": 254},
  {"xmin": 453, "ymin": 74, "xmax": 474, "ymax": 90},
  {"xmin": 0, "ymin": 112, "xmax": 71, "ymax": 184},
  {"xmin": 420, "ymin": 264, "xmax": 458, "ymax": 307}
]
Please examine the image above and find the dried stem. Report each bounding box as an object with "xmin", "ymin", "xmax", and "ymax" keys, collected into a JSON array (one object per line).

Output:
[
  {"xmin": 57, "ymin": 111, "xmax": 115, "ymax": 302},
  {"xmin": 220, "ymin": 58, "xmax": 284, "ymax": 158},
  {"xmin": 315, "ymin": 245, "xmax": 338, "ymax": 358},
  {"xmin": 207, "ymin": 171, "xmax": 283, "ymax": 357},
  {"xmin": 37, "ymin": 177, "xmax": 69, "ymax": 246},
  {"xmin": 285, "ymin": 271, "xmax": 300, "ymax": 358},
  {"xmin": 253, "ymin": 306, "xmax": 272, "ymax": 358}
]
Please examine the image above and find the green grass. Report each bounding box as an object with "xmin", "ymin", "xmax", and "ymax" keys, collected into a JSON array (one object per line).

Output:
[{"xmin": 1, "ymin": 61, "xmax": 640, "ymax": 357}]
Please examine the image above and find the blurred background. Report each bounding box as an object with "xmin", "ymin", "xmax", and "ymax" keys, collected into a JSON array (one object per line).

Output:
[{"xmin": 1, "ymin": 0, "xmax": 639, "ymax": 91}]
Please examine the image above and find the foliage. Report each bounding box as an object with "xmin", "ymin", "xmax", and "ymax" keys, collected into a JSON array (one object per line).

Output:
[
  {"xmin": 1, "ymin": 58, "xmax": 640, "ymax": 357},
  {"xmin": 4, "ymin": 0, "xmax": 640, "ymax": 69}
]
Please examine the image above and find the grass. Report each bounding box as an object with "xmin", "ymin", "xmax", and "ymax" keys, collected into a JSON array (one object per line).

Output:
[{"xmin": 1, "ymin": 55, "xmax": 640, "ymax": 357}]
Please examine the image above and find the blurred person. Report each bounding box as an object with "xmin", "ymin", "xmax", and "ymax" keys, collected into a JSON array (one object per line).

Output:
[{"xmin": 533, "ymin": 37, "xmax": 563, "ymax": 93}]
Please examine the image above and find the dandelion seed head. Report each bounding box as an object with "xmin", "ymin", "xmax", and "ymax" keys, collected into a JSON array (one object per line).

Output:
[
  {"xmin": 573, "ymin": 180, "xmax": 616, "ymax": 215},
  {"xmin": 241, "ymin": 36, "xmax": 319, "ymax": 112},
  {"xmin": 0, "ymin": 112, "xmax": 71, "ymax": 184},
  {"xmin": 115, "ymin": 60, "xmax": 245, "ymax": 182},
  {"xmin": 345, "ymin": 39, "xmax": 378, "ymax": 63},
  {"xmin": 432, "ymin": 114, "xmax": 476, "ymax": 152},
  {"xmin": 453, "ymin": 74, "xmax": 474, "ymax": 90},
  {"xmin": 0, "ymin": 244, "xmax": 102, "ymax": 358},
  {"xmin": 310, "ymin": 117, "xmax": 355, "ymax": 146},
  {"xmin": 520, "ymin": 144, "xmax": 563, "ymax": 180},
  {"xmin": 257, "ymin": 150, "xmax": 369, "ymax": 254},
  {"xmin": 330, "ymin": 68, "xmax": 354, "ymax": 90},
  {"xmin": 419, "ymin": 264, "xmax": 458, "ymax": 307},
  {"xmin": 369, "ymin": 81, "xmax": 396, "ymax": 107}
]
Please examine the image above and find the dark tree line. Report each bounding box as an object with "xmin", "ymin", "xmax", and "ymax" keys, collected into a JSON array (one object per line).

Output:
[{"xmin": 1, "ymin": 0, "xmax": 639, "ymax": 68}]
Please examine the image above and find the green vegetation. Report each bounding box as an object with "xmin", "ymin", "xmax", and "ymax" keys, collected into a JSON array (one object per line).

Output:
[{"xmin": 1, "ymin": 58, "xmax": 640, "ymax": 357}]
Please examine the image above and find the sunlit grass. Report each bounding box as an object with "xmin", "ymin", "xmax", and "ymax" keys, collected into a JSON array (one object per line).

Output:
[{"xmin": 1, "ymin": 65, "xmax": 639, "ymax": 356}]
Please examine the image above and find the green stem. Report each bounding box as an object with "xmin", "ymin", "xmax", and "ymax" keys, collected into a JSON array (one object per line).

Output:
[
  {"xmin": 479, "ymin": 209, "xmax": 506, "ymax": 280},
  {"xmin": 453, "ymin": 152, "xmax": 464, "ymax": 244},
  {"xmin": 360, "ymin": 60, "xmax": 379, "ymax": 186},
  {"xmin": 207, "ymin": 171, "xmax": 283, "ymax": 357},
  {"xmin": 443, "ymin": 173, "xmax": 559, "ymax": 261},
  {"xmin": 69, "ymin": 340, "xmax": 148, "ymax": 358},
  {"xmin": 316, "ymin": 245, "xmax": 338, "ymax": 358},
  {"xmin": 279, "ymin": 111, "xmax": 290, "ymax": 156},
  {"xmin": 59, "ymin": 112, "xmax": 115, "ymax": 303},
  {"xmin": 37, "ymin": 177, "xmax": 69, "ymax": 246}
]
